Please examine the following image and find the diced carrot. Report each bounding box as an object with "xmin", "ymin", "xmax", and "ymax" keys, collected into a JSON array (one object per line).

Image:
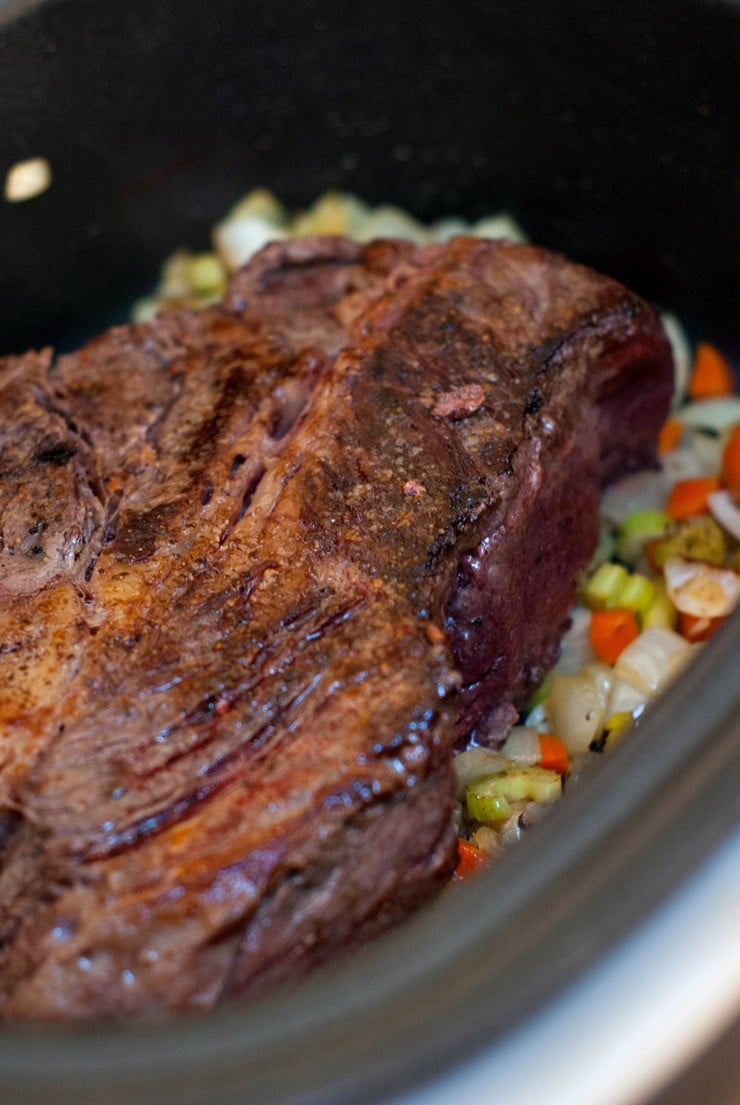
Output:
[
  {"xmin": 678, "ymin": 611, "xmax": 726, "ymax": 643},
  {"xmin": 666, "ymin": 476, "xmax": 720, "ymax": 521},
  {"xmin": 454, "ymin": 838, "xmax": 488, "ymax": 880},
  {"xmin": 687, "ymin": 343, "xmax": 735, "ymax": 399},
  {"xmin": 722, "ymin": 425, "xmax": 740, "ymax": 493},
  {"xmin": 588, "ymin": 608, "xmax": 640, "ymax": 664},
  {"xmin": 657, "ymin": 417, "xmax": 683, "ymax": 455},
  {"xmin": 645, "ymin": 537, "xmax": 662, "ymax": 573},
  {"xmin": 538, "ymin": 733, "xmax": 569, "ymax": 775}
]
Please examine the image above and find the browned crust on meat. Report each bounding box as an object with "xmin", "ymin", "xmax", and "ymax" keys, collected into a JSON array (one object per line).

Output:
[{"xmin": 0, "ymin": 237, "xmax": 672, "ymax": 1019}]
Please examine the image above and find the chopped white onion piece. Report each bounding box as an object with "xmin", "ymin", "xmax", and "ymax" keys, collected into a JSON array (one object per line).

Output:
[
  {"xmin": 4, "ymin": 156, "xmax": 52, "ymax": 202},
  {"xmin": 600, "ymin": 468, "xmax": 672, "ymax": 525},
  {"xmin": 554, "ymin": 606, "xmax": 597, "ymax": 675},
  {"xmin": 501, "ymin": 727, "xmax": 541, "ymax": 766},
  {"xmin": 452, "ymin": 747, "xmax": 508, "ymax": 798},
  {"xmin": 471, "ymin": 214, "xmax": 528, "ymax": 243},
  {"xmin": 355, "ymin": 206, "xmax": 430, "ymax": 244},
  {"xmin": 677, "ymin": 398, "xmax": 740, "ymax": 434},
  {"xmin": 544, "ymin": 663, "xmax": 613, "ymax": 753},
  {"xmin": 664, "ymin": 556, "xmax": 740, "ymax": 619},
  {"xmin": 615, "ymin": 626, "xmax": 693, "ymax": 695},
  {"xmin": 608, "ymin": 676, "xmax": 648, "ymax": 717},
  {"xmin": 660, "ymin": 447, "xmax": 708, "ymax": 481},
  {"xmin": 708, "ymin": 490, "xmax": 740, "ymax": 542},
  {"xmin": 682, "ymin": 429, "xmax": 724, "ymax": 475},
  {"xmin": 214, "ymin": 215, "xmax": 286, "ymax": 271},
  {"xmin": 660, "ymin": 312, "xmax": 691, "ymax": 409},
  {"xmin": 429, "ymin": 217, "xmax": 470, "ymax": 242}
]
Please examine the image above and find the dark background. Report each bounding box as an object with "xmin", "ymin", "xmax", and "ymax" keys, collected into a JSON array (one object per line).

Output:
[{"xmin": 1, "ymin": 0, "xmax": 738, "ymax": 354}]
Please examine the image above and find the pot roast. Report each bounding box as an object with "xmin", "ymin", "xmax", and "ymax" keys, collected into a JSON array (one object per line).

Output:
[{"xmin": 0, "ymin": 236, "xmax": 672, "ymax": 1019}]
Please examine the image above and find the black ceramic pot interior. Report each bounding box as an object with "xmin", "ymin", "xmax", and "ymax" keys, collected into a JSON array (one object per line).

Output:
[{"xmin": 0, "ymin": 2, "xmax": 738, "ymax": 1104}]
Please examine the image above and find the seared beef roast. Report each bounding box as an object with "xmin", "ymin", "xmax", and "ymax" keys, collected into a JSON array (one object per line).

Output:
[{"xmin": 0, "ymin": 237, "xmax": 672, "ymax": 1019}]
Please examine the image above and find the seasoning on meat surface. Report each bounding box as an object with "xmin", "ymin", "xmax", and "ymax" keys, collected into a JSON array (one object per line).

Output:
[{"xmin": 0, "ymin": 236, "xmax": 673, "ymax": 1019}]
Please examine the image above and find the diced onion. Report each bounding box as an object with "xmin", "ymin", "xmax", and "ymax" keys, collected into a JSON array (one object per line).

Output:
[
  {"xmin": 545, "ymin": 663, "xmax": 613, "ymax": 753},
  {"xmin": 708, "ymin": 490, "xmax": 740, "ymax": 542},
  {"xmin": 214, "ymin": 215, "xmax": 286, "ymax": 271},
  {"xmin": 660, "ymin": 312, "xmax": 691, "ymax": 409},
  {"xmin": 614, "ymin": 626, "xmax": 693, "ymax": 694},
  {"xmin": 501, "ymin": 727, "xmax": 541, "ymax": 766},
  {"xmin": 677, "ymin": 398, "xmax": 740, "ymax": 434},
  {"xmin": 471, "ymin": 214, "xmax": 528, "ymax": 243},
  {"xmin": 554, "ymin": 606, "xmax": 597, "ymax": 675},
  {"xmin": 663, "ymin": 556, "xmax": 740, "ymax": 618},
  {"xmin": 600, "ymin": 469, "xmax": 674, "ymax": 525},
  {"xmin": 453, "ymin": 747, "xmax": 508, "ymax": 799}
]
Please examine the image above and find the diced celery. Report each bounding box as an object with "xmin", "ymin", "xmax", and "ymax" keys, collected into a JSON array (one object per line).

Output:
[
  {"xmin": 187, "ymin": 253, "xmax": 227, "ymax": 297},
  {"xmin": 466, "ymin": 769, "xmax": 561, "ymax": 818},
  {"xmin": 617, "ymin": 573, "xmax": 655, "ymax": 617},
  {"xmin": 582, "ymin": 562, "xmax": 629, "ymax": 609},
  {"xmin": 587, "ymin": 519, "xmax": 616, "ymax": 573},
  {"xmin": 615, "ymin": 509, "xmax": 670, "ymax": 565},
  {"xmin": 642, "ymin": 582, "xmax": 678, "ymax": 630},
  {"xmin": 527, "ymin": 672, "xmax": 553, "ymax": 709},
  {"xmin": 465, "ymin": 782, "xmax": 512, "ymax": 824}
]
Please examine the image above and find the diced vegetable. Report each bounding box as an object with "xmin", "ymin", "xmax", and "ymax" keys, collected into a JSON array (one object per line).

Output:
[
  {"xmin": 452, "ymin": 746, "xmax": 508, "ymax": 799},
  {"xmin": 617, "ymin": 574, "xmax": 656, "ymax": 618},
  {"xmin": 687, "ymin": 343, "xmax": 735, "ymax": 399},
  {"xmin": 545, "ymin": 663, "xmax": 613, "ymax": 753},
  {"xmin": 657, "ymin": 417, "xmax": 683, "ymax": 454},
  {"xmin": 660, "ymin": 312, "xmax": 691, "ymax": 408},
  {"xmin": 600, "ymin": 468, "xmax": 673, "ymax": 525},
  {"xmin": 614, "ymin": 627, "xmax": 693, "ymax": 695},
  {"xmin": 537, "ymin": 734, "xmax": 569, "ymax": 775},
  {"xmin": 722, "ymin": 425, "xmax": 740, "ymax": 493},
  {"xmin": 466, "ymin": 768, "xmax": 561, "ymax": 818},
  {"xmin": 664, "ymin": 557, "xmax": 740, "ymax": 619},
  {"xmin": 678, "ymin": 611, "xmax": 726, "ymax": 643},
  {"xmin": 589, "ymin": 608, "xmax": 640, "ymax": 664},
  {"xmin": 708, "ymin": 489, "xmax": 740, "ymax": 542},
  {"xmin": 502, "ymin": 729, "xmax": 569, "ymax": 775},
  {"xmin": 582, "ymin": 562, "xmax": 629, "ymax": 609},
  {"xmin": 454, "ymin": 838, "xmax": 488, "ymax": 879},
  {"xmin": 666, "ymin": 476, "xmax": 721, "ymax": 521},
  {"xmin": 471, "ymin": 214, "xmax": 528, "ymax": 243},
  {"xmin": 678, "ymin": 397, "xmax": 740, "ymax": 434},
  {"xmin": 642, "ymin": 581, "xmax": 678, "ymax": 630},
  {"xmin": 469, "ymin": 825, "xmax": 501, "ymax": 856},
  {"xmin": 527, "ymin": 672, "xmax": 553, "ymax": 708},
  {"xmin": 615, "ymin": 510, "xmax": 670, "ymax": 565},
  {"xmin": 608, "ymin": 675, "xmax": 647, "ymax": 717},
  {"xmin": 554, "ymin": 606, "xmax": 597, "ymax": 675},
  {"xmin": 465, "ymin": 782, "xmax": 513, "ymax": 824},
  {"xmin": 187, "ymin": 253, "xmax": 227, "ymax": 298},
  {"xmin": 502, "ymin": 727, "xmax": 541, "ymax": 766},
  {"xmin": 653, "ymin": 516, "xmax": 726, "ymax": 568},
  {"xmin": 604, "ymin": 711, "xmax": 633, "ymax": 741}
]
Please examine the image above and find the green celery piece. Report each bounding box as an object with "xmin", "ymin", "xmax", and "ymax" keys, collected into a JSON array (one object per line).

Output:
[
  {"xmin": 583, "ymin": 562, "xmax": 629, "ymax": 609},
  {"xmin": 465, "ymin": 784, "xmax": 512, "ymax": 824},
  {"xmin": 616, "ymin": 510, "xmax": 670, "ymax": 564},
  {"xmin": 466, "ymin": 769, "xmax": 561, "ymax": 820},
  {"xmin": 617, "ymin": 573, "xmax": 655, "ymax": 616},
  {"xmin": 528, "ymin": 671, "xmax": 553, "ymax": 709}
]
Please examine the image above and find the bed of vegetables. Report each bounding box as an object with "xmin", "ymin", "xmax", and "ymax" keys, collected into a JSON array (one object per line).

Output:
[{"xmin": 132, "ymin": 190, "xmax": 740, "ymax": 881}]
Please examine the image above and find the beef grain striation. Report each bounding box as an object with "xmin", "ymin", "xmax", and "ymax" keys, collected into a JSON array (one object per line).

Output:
[{"xmin": 0, "ymin": 237, "xmax": 673, "ymax": 1019}]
